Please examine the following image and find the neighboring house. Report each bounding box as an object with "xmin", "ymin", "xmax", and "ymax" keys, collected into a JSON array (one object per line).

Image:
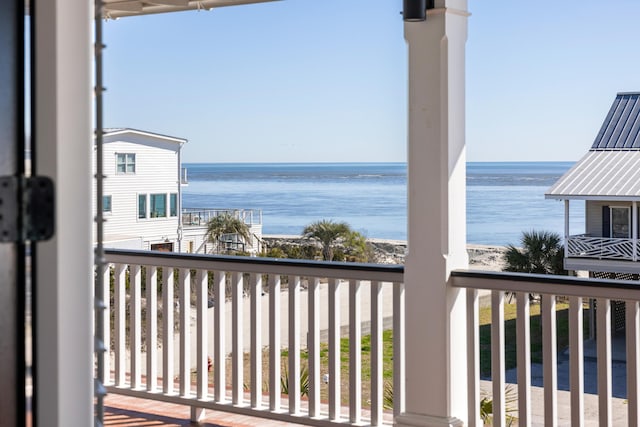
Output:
[
  {"xmin": 546, "ymin": 92, "xmax": 640, "ymax": 275},
  {"xmin": 93, "ymin": 128, "xmax": 263, "ymax": 253},
  {"xmin": 94, "ymin": 128, "xmax": 187, "ymax": 251}
]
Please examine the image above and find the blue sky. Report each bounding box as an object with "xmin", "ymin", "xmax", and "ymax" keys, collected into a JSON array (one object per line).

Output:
[{"xmin": 103, "ymin": 0, "xmax": 640, "ymax": 163}]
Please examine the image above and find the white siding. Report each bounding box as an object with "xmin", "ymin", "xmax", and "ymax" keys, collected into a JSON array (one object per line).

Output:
[
  {"xmin": 585, "ymin": 201, "xmax": 605, "ymax": 237},
  {"xmin": 182, "ymin": 228, "xmax": 210, "ymax": 254}
]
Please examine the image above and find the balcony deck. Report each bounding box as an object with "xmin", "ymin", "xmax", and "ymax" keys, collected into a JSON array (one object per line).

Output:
[
  {"xmin": 98, "ymin": 249, "xmax": 640, "ymax": 426},
  {"xmin": 105, "ymin": 394, "xmax": 306, "ymax": 426},
  {"xmin": 103, "ymin": 381, "xmax": 630, "ymax": 426}
]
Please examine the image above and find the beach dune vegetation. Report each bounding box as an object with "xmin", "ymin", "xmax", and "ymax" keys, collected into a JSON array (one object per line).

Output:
[
  {"xmin": 206, "ymin": 212, "xmax": 252, "ymax": 254},
  {"xmin": 334, "ymin": 229, "xmax": 372, "ymax": 262}
]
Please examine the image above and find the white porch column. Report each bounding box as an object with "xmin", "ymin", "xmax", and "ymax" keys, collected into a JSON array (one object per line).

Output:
[
  {"xmin": 396, "ymin": 1, "xmax": 469, "ymax": 427},
  {"xmin": 33, "ymin": 0, "xmax": 94, "ymax": 425}
]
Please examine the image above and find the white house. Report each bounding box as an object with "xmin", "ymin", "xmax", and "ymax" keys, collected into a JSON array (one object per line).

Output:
[
  {"xmin": 94, "ymin": 128, "xmax": 187, "ymax": 251},
  {"xmin": 94, "ymin": 128, "xmax": 263, "ymax": 254}
]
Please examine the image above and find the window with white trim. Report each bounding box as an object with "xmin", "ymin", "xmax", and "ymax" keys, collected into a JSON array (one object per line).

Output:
[
  {"xmin": 116, "ymin": 153, "xmax": 135, "ymax": 174},
  {"xmin": 138, "ymin": 194, "xmax": 147, "ymax": 219},
  {"xmin": 611, "ymin": 206, "xmax": 630, "ymax": 238},
  {"xmin": 170, "ymin": 193, "xmax": 178, "ymax": 217},
  {"xmin": 103, "ymin": 195, "xmax": 112, "ymax": 213},
  {"xmin": 150, "ymin": 193, "xmax": 167, "ymax": 218}
]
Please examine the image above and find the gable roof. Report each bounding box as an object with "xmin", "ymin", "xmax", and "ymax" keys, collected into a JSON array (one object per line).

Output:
[{"xmin": 546, "ymin": 93, "xmax": 640, "ymax": 200}]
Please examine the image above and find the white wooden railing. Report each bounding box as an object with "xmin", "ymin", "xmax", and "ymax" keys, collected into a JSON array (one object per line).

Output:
[
  {"xmin": 567, "ymin": 235, "xmax": 636, "ymax": 261},
  {"xmin": 100, "ymin": 249, "xmax": 404, "ymax": 426},
  {"xmin": 182, "ymin": 208, "xmax": 263, "ymax": 227},
  {"xmin": 452, "ymin": 270, "xmax": 640, "ymax": 427}
]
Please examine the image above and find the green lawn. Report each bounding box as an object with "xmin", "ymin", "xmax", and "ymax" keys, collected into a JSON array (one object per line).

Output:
[
  {"xmin": 204, "ymin": 329, "xmax": 396, "ymax": 407},
  {"xmin": 201, "ymin": 298, "xmax": 591, "ymax": 404},
  {"xmin": 284, "ymin": 329, "xmax": 395, "ymax": 406}
]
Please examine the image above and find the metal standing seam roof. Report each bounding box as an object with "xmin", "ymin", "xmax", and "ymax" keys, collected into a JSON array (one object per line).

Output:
[
  {"xmin": 546, "ymin": 92, "xmax": 640, "ymax": 200},
  {"xmin": 546, "ymin": 150, "xmax": 640, "ymax": 200},
  {"xmin": 591, "ymin": 93, "xmax": 640, "ymax": 150}
]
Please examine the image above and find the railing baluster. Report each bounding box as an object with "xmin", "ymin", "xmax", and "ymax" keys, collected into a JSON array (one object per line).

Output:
[
  {"xmin": 102, "ymin": 265, "xmax": 111, "ymax": 385},
  {"xmin": 393, "ymin": 281, "xmax": 405, "ymax": 418},
  {"xmin": 371, "ymin": 281, "xmax": 383, "ymax": 426},
  {"xmin": 349, "ymin": 280, "xmax": 362, "ymax": 424},
  {"xmin": 569, "ymin": 296, "xmax": 584, "ymax": 427},
  {"xmin": 214, "ymin": 271, "xmax": 226, "ymax": 402},
  {"xmin": 131, "ymin": 264, "xmax": 142, "ymax": 389},
  {"xmin": 250, "ymin": 272, "xmax": 262, "ymax": 409},
  {"xmin": 146, "ymin": 266, "xmax": 158, "ymax": 392},
  {"xmin": 163, "ymin": 268, "xmax": 174, "ymax": 395},
  {"xmin": 114, "ymin": 263, "xmax": 126, "ymax": 387},
  {"xmin": 232, "ymin": 271, "xmax": 243, "ymax": 405},
  {"xmin": 288, "ymin": 276, "xmax": 301, "ymax": 415},
  {"xmin": 542, "ymin": 294, "xmax": 558, "ymax": 426},
  {"xmin": 466, "ymin": 288, "xmax": 480, "ymax": 427},
  {"xmin": 627, "ymin": 300, "xmax": 640, "ymax": 427},
  {"xmin": 597, "ymin": 298, "xmax": 612, "ymax": 426},
  {"xmin": 190, "ymin": 269, "xmax": 208, "ymax": 423},
  {"xmin": 269, "ymin": 274, "xmax": 281, "ymax": 412},
  {"xmin": 491, "ymin": 290, "xmax": 505, "ymax": 427},
  {"xmin": 196, "ymin": 269, "xmax": 208, "ymax": 400},
  {"xmin": 308, "ymin": 277, "xmax": 321, "ymax": 418},
  {"xmin": 179, "ymin": 268, "xmax": 191, "ymax": 397},
  {"xmin": 329, "ymin": 278, "xmax": 341, "ymax": 421},
  {"xmin": 516, "ymin": 292, "xmax": 531, "ymax": 427}
]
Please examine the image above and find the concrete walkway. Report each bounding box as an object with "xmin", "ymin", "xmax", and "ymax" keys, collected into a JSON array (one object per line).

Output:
[
  {"xmin": 495, "ymin": 334, "xmax": 630, "ymax": 425},
  {"xmin": 480, "ymin": 380, "xmax": 628, "ymax": 426}
]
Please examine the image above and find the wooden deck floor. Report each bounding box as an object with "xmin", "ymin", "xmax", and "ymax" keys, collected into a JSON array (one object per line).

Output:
[{"xmin": 104, "ymin": 394, "xmax": 309, "ymax": 427}]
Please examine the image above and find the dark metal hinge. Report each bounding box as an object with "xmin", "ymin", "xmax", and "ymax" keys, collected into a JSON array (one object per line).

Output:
[{"xmin": 0, "ymin": 176, "xmax": 55, "ymax": 242}]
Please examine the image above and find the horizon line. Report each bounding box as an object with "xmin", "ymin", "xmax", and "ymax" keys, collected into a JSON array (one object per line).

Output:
[{"xmin": 181, "ymin": 160, "xmax": 578, "ymax": 164}]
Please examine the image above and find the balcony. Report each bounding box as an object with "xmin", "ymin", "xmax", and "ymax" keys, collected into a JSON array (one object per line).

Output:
[
  {"xmin": 181, "ymin": 208, "xmax": 263, "ymax": 228},
  {"xmin": 564, "ymin": 234, "xmax": 640, "ymax": 273},
  {"xmin": 102, "ymin": 250, "xmax": 637, "ymax": 426},
  {"xmin": 102, "ymin": 249, "xmax": 403, "ymax": 426}
]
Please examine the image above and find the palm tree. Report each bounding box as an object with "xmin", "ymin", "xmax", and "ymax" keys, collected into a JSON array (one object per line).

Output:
[
  {"xmin": 342, "ymin": 229, "xmax": 371, "ymax": 262},
  {"xmin": 503, "ymin": 230, "xmax": 566, "ymax": 275},
  {"xmin": 302, "ymin": 219, "xmax": 351, "ymax": 261},
  {"xmin": 206, "ymin": 212, "xmax": 252, "ymax": 254}
]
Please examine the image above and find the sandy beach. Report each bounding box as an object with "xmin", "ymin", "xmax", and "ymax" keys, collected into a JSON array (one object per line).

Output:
[{"xmin": 263, "ymin": 235, "xmax": 508, "ymax": 272}]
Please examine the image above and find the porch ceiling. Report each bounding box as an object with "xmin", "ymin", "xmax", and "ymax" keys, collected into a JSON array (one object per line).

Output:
[
  {"xmin": 102, "ymin": 0, "xmax": 278, "ymax": 19},
  {"xmin": 546, "ymin": 150, "xmax": 640, "ymax": 200}
]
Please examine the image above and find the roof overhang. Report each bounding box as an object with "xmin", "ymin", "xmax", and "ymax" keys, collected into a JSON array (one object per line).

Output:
[
  {"xmin": 102, "ymin": 0, "xmax": 279, "ymax": 19},
  {"xmin": 545, "ymin": 150, "xmax": 640, "ymax": 201},
  {"xmin": 103, "ymin": 128, "xmax": 187, "ymax": 144}
]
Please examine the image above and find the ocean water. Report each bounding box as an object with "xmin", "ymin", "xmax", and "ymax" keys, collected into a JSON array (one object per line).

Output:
[{"xmin": 182, "ymin": 162, "xmax": 584, "ymax": 246}]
